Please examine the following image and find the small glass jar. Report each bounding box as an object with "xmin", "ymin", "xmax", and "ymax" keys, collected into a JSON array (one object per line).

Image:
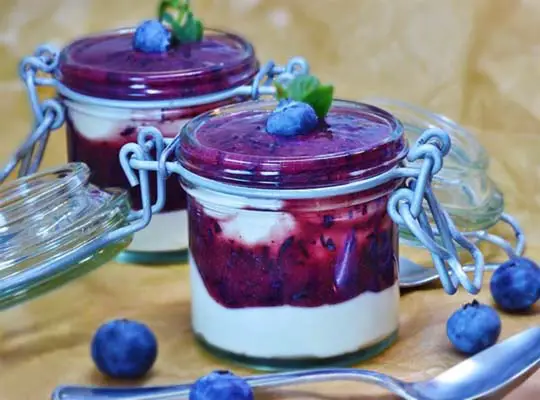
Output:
[
  {"xmin": 0, "ymin": 163, "xmax": 131, "ymax": 310},
  {"xmin": 55, "ymin": 28, "xmax": 260, "ymax": 263},
  {"xmin": 176, "ymin": 100, "xmax": 408, "ymax": 368}
]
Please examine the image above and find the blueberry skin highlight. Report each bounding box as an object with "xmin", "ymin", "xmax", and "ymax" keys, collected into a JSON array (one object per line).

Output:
[
  {"xmin": 133, "ymin": 20, "xmax": 171, "ymax": 53},
  {"xmin": 266, "ymin": 100, "xmax": 318, "ymax": 136},
  {"xmin": 91, "ymin": 319, "xmax": 158, "ymax": 379},
  {"xmin": 490, "ymin": 257, "xmax": 540, "ymax": 312},
  {"xmin": 446, "ymin": 300, "xmax": 501, "ymax": 355},
  {"xmin": 189, "ymin": 370, "xmax": 253, "ymax": 400}
]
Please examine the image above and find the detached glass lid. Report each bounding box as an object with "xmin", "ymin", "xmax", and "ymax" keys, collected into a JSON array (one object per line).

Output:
[
  {"xmin": 0, "ymin": 163, "xmax": 131, "ymax": 310},
  {"xmin": 364, "ymin": 98, "xmax": 505, "ymax": 245}
]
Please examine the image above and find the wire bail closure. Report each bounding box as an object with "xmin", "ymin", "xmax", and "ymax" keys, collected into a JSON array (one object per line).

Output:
[{"xmin": 0, "ymin": 45, "xmax": 64, "ymax": 183}]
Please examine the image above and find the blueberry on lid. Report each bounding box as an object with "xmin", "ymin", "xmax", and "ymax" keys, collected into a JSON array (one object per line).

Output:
[
  {"xmin": 189, "ymin": 370, "xmax": 253, "ymax": 400},
  {"xmin": 266, "ymin": 100, "xmax": 318, "ymax": 136},
  {"xmin": 490, "ymin": 256, "xmax": 540, "ymax": 312},
  {"xmin": 91, "ymin": 319, "xmax": 158, "ymax": 379},
  {"xmin": 133, "ymin": 1, "xmax": 205, "ymax": 53},
  {"xmin": 267, "ymin": 74, "xmax": 334, "ymax": 137},
  {"xmin": 133, "ymin": 20, "xmax": 171, "ymax": 53},
  {"xmin": 446, "ymin": 299, "xmax": 501, "ymax": 355}
]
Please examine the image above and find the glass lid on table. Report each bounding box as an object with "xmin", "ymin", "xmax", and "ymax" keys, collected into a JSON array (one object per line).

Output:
[
  {"xmin": 0, "ymin": 164, "xmax": 131, "ymax": 310},
  {"xmin": 363, "ymin": 98, "xmax": 508, "ymax": 246}
]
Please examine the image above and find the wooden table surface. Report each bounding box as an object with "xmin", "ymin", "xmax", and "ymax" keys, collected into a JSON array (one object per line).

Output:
[{"xmin": 0, "ymin": 112, "xmax": 539, "ymax": 399}]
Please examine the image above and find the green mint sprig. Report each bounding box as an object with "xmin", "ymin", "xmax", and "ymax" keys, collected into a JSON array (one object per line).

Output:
[
  {"xmin": 158, "ymin": 0, "xmax": 204, "ymax": 45},
  {"xmin": 274, "ymin": 75, "xmax": 334, "ymax": 119}
]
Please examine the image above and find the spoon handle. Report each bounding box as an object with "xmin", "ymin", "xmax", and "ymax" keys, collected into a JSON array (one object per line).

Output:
[{"xmin": 52, "ymin": 369, "xmax": 410, "ymax": 400}]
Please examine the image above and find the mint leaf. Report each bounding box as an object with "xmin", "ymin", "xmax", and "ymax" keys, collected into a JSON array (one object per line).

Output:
[
  {"xmin": 286, "ymin": 75, "xmax": 320, "ymax": 101},
  {"xmin": 274, "ymin": 82, "xmax": 288, "ymax": 100},
  {"xmin": 301, "ymin": 84, "xmax": 334, "ymax": 119},
  {"xmin": 272, "ymin": 74, "xmax": 334, "ymax": 119},
  {"xmin": 180, "ymin": 12, "xmax": 203, "ymax": 43},
  {"xmin": 158, "ymin": 0, "xmax": 204, "ymax": 45},
  {"xmin": 158, "ymin": 0, "xmax": 182, "ymax": 21}
]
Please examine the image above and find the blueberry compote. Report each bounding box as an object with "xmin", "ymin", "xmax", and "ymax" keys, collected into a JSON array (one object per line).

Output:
[
  {"xmin": 57, "ymin": 28, "xmax": 259, "ymax": 257},
  {"xmin": 177, "ymin": 100, "xmax": 408, "ymax": 368}
]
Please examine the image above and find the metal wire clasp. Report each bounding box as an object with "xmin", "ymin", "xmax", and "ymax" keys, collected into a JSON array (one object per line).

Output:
[
  {"xmin": 388, "ymin": 129, "xmax": 486, "ymax": 294},
  {"xmin": 0, "ymin": 45, "xmax": 64, "ymax": 184}
]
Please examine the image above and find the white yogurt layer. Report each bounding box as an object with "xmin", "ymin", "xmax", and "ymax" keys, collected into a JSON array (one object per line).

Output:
[
  {"xmin": 67, "ymin": 103, "xmax": 188, "ymax": 141},
  {"xmin": 184, "ymin": 186, "xmax": 294, "ymax": 246},
  {"xmin": 190, "ymin": 256, "xmax": 400, "ymax": 359},
  {"xmin": 128, "ymin": 209, "xmax": 189, "ymax": 252}
]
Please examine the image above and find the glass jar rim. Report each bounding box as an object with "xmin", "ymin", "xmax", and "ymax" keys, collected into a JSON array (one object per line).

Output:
[
  {"xmin": 56, "ymin": 27, "xmax": 260, "ymax": 101},
  {"xmin": 176, "ymin": 99, "xmax": 408, "ymax": 191}
]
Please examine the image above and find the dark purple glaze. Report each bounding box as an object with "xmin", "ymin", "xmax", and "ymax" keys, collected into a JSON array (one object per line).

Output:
[
  {"xmin": 179, "ymin": 100, "xmax": 406, "ymax": 308},
  {"xmin": 179, "ymin": 101, "xmax": 408, "ymax": 189},
  {"xmin": 189, "ymin": 189, "xmax": 400, "ymax": 309},
  {"xmin": 57, "ymin": 28, "xmax": 259, "ymax": 100}
]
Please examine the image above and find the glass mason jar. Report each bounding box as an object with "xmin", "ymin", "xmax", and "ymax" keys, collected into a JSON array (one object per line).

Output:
[
  {"xmin": 175, "ymin": 99, "xmax": 408, "ymax": 368},
  {"xmin": 55, "ymin": 27, "xmax": 261, "ymax": 263}
]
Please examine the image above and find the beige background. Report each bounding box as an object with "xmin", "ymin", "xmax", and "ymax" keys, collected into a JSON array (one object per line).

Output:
[{"xmin": 0, "ymin": 1, "xmax": 539, "ymax": 399}]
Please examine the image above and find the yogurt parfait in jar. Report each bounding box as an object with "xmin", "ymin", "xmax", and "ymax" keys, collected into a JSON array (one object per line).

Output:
[
  {"xmin": 176, "ymin": 78, "xmax": 408, "ymax": 368},
  {"xmin": 54, "ymin": 2, "xmax": 260, "ymax": 263}
]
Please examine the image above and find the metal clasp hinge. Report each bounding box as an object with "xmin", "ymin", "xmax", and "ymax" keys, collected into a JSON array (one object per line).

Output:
[
  {"xmin": 388, "ymin": 129, "xmax": 488, "ymax": 294},
  {"xmin": 1, "ymin": 45, "xmax": 64, "ymax": 184}
]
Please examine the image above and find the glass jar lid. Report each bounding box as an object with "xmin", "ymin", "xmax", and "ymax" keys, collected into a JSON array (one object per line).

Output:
[
  {"xmin": 0, "ymin": 163, "xmax": 131, "ymax": 310},
  {"xmin": 56, "ymin": 28, "xmax": 259, "ymax": 101},
  {"xmin": 177, "ymin": 99, "xmax": 408, "ymax": 189},
  {"xmin": 364, "ymin": 97, "xmax": 504, "ymax": 237}
]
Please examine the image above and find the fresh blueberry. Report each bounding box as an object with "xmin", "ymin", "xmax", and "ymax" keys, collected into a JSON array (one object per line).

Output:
[
  {"xmin": 266, "ymin": 99, "xmax": 318, "ymax": 136},
  {"xmin": 446, "ymin": 300, "xmax": 501, "ymax": 354},
  {"xmin": 91, "ymin": 319, "xmax": 158, "ymax": 379},
  {"xmin": 133, "ymin": 20, "xmax": 171, "ymax": 53},
  {"xmin": 490, "ymin": 257, "xmax": 540, "ymax": 312},
  {"xmin": 189, "ymin": 370, "xmax": 253, "ymax": 400}
]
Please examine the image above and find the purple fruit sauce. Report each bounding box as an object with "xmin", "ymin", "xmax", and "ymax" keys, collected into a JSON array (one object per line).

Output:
[
  {"xmin": 58, "ymin": 28, "xmax": 259, "ymax": 212},
  {"xmin": 57, "ymin": 28, "xmax": 259, "ymax": 100},
  {"xmin": 179, "ymin": 100, "xmax": 408, "ymax": 308}
]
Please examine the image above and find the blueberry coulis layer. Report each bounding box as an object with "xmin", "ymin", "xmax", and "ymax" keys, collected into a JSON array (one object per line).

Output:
[{"xmin": 188, "ymin": 189, "xmax": 400, "ymax": 308}]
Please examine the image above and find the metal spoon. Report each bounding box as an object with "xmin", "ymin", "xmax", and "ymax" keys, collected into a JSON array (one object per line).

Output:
[
  {"xmin": 398, "ymin": 257, "xmax": 498, "ymax": 289},
  {"xmin": 52, "ymin": 326, "xmax": 540, "ymax": 400}
]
